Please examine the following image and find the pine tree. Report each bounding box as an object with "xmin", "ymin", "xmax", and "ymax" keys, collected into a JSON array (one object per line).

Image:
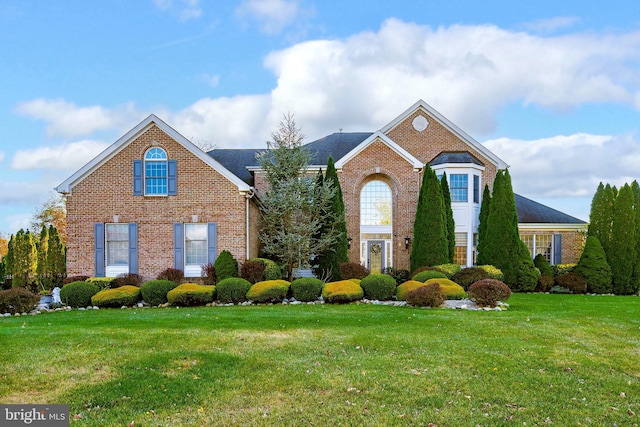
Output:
[
  {"xmin": 314, "ymin": 156, "xmax": 349, "ymax": 281},
  {"xmin": 12, "ymin": 229, "xmax": 37, "ymax": 290},
  {"xmin": 5, "ymin": 234, "xmax": 14, "ymax": 279},
  {"xmin": 611, "ymin": 184, "xmax": 637, "ymax": 294},
  {"xmin": 36, "ymin": 225, "xmax": 49, "ymax": 290},
  {"xmin": 475, "ymin": 184, "xmax": 491, "ymax": 265},
  {"xmin": 440, "ymin": 172, "xmax": 455, "ymax": 263},
  {"xmin": 575, "ymin": 236, "xmax": 612, "ymax": 294},
  {"xmin": 588, "ymin": 182, "xmax": 613, "ymax": 262},
  {"xmin": 410, "ymin": 164, "xmax": 449, "ymax": 272},
  {"xmin": 46, "ymin": 225, "xmax": 66, "ymax": 288},
  {"xmin": 631, "ymin": 180, "xmax": 640, "ymax": 292}
]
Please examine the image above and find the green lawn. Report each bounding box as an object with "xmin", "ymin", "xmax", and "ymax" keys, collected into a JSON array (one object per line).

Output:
[{"xmin": 1, "ymin": 294, "xmax": 639, "ymax": 426}]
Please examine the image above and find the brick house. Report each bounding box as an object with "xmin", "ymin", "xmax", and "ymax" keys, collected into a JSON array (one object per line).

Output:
[{"xmin": 56, "ymin": 100, "xmax": 586, "ymax": 279}]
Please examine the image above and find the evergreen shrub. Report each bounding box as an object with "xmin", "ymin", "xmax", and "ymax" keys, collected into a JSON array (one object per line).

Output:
[
  {"xmin": 339, "ymin": 262, "xmax": 369, "ymax": 280},
  {"xmin": 62, "ymin": 275, "xmax": 89, "ymax": 285},
  {"xmin": 250, "ymin": 258, "xmax": 283, "ymax": 280},
  {"xmin": 91, "ymin": 286, "xmax": 141, "ymax": 308},
  {"xmin": 247, "ymin": 280, "xmax": 290, "ymax": 303},
  {"xmin": 533, "ymin": 254, "xmax": 554, "ymax": 277},
  {"xmin": 86, "ymin": 277, "xmax": 116, "ymax": 290},
  {"xmin": 551, "ymin": 264, "xmax": 577, "ymax": 277},
  {"xmin": 216, "ymin": 277, "xmax": 252, "ymax": 303},
  {"xmin": 451, "ymin": 267, "xmax": 489, "ymax": 290},
  {"xmin": 290, "ymin": 278, "xmax": 323, "ymax": 302},
  {"xmin": 0, "ymin": 288, "xmax": 39, "ymax": 314},
  {"xmin": 555, "ymin": 273, "xmax": 587, "ymax": 294},
  {"xmin": 433, "ymin": 263, "xmax": 462, "ymax": 278},
  {"xmin": 240, "ymin": 260, "xmax": 266, "ymax": 284},
  {"xmin": 114, "ymin": 273, "xmax": 143, "ymax": 287},
  {"xmin": 535, "ymin": 275, "xmax": 555, "ymax": 292},
  {"xmin": 322, "ymin": 280, "xmax": 363, "ymax": 303},
  {"xmin": 468, "ymin": 279, "xmax": 511, "ymax": 307},
  {"xmin": 412, "ymin": 270, "xmax": 447, "ymax": 282},
  {"xmin": 381, "ymin": 267, "xmax": 410, "ymax": 285},
  {"xmin": 157, "ymin": 268, "xmax": 184, "ymax": 284},
  {"xmin": 574, "ymin": 236, "xmax": 612, "ymax": 294},
  {"xmin": 167, "ymin": 283, "xmax": 215, "ymax": 306},
  {"xmin": 214, "ymin": 250, "xmax": 238, "ymax": 281},
  {"xmin": 140, "ymin": 280, "xmax": 178, "ymax": 306},
  {"xmin": 423, "ymin": 278, "xmax": 465, "ymax": 300},
  {"xmin": 348, "ymin": 279, "xmax": 361, "ymax": 285},
  {"xmin": 396, "ymin": 280, "xmax": 426, "ymax": 301},
  {"xmin": 359, "ymin": 274, "xmax": 396, "ymax": 300},
  {"xmin": 406, "ymin": 283, "xmax": 445, "ymax": 308},
  {"xmin": 477, "ymin": 265, "xmax": 504, "ymax": 281},
  {"xmin": 60, "ymin": 281, "xmax": 100, "ymax": 308}
]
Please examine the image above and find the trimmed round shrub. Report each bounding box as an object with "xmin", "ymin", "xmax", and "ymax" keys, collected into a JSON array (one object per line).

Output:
[
  {"xmin": 62, "ymin": 275, "xmax": 89, "ymax": 285},
  {"xmin": 339, "ymin": 262, "xmax": 369, "ymax": 280},
  {"xmin": 86, "ymin": 277, "xmax": 116, "ymax": 290},
  {"xmin": 412, "ymin": 270, "xmax": 447, "ymax": 282},
  {"xmin": 60, "ymin": 281, "xmax": 100, "ymax": 308},
  {"xmin": 554, "ymin": 272, "xmax": 587, "ymax": 294},
  {"xmin": 533, "ymin": 254, "xmax": 554, "ymax": 277},
  {"xmin": 140, "ymin": 280, "xmax": 178, "ymax": 306},
  {"xmin": 359, "ymin": 274, "xmax": 396, "ymax": 300},
  {"xmin": 214, "ymin": 250, "xmax": 238, "ymax": 281},
  {"xmin": 451, "ymin": 267, "xmax": 489, "ymax": 290},
  {"xmin": 535, "ymin": 275, "xmax": 555, "ymax": 292},
  {"xmin": 551, "ymin": 263, "xmax": 577, "ymax": 277},
  {"xmin": 348, "ymin": 278, "xmax": 361, "ymax": 285},
  {"xmin": 250, "ymin": 258, "xmax": 282, "ymax": 280},
  {"xmin": 406, "ymin": 283, "xmax": 445, "ymax": 308},
  {"xmin": 423, "ymin": 278, "xmax": 465, "ymax": 300},
  {"xmin": 91, "ymin": 286, "xmax": 142, "ymax": 308},
  {"xmin": 167, "ymin": 283, "xmax": 216, "ymax": 306},
  {"xmin": 157, "ymin": 268, "xmax": 184, "ymax": 284},
  {"xmin": 0, "ymin": 288, "xmax": 39, "ymax": 314},
  {"xmin": 381, "ymin": 267, "xmax": 410, "ymax": 285},
  {"xmin": 433, "ymin": 263, "xmax": 462, "ymax": 278},
  {"xmin": 216, "ymin": 277, "xmax": 252, "ymax": 303},
  {"xmin": 240, "ymin": 260, "xmax": 266, "ymax": 284},
  {"xmin": 468, "ymin": 279, "xmax": 511, "ymax": 307},
  {"xmin": 114, "ymin": 273, "xmax": 143, "ymax": 287},
  {"xmin": 247, "ymin": 280, "xmax": 290, "ymax": 303},
  {"xmin": 322, "ymin": 280, "xmax": 364, "ymax": 304},
  {"xmin": 477, "ymin": 265, "xmax": 504, "ymax": 281},
  {"xmin": 290, "ymin": 278, "xmax": 323, "ymax": 302},
  {"xmin": 396, "ymin": 280, "xmax": 426, "ymax": 301}
]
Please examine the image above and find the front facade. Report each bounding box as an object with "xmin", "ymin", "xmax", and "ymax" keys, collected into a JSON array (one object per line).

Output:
[{"xmin": 57, "ymin": 100, "xmax": 586, "ymax": 279}]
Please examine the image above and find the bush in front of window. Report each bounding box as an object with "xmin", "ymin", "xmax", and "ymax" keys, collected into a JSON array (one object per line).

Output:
[
  {"xmin": 216, "ymin": 277, "xmax": 252, "ymax": 303},
  {"xmin": 0, "ymin": 288, "xmax": 40, "ymax": 314},
  {"xmin": 246, "ymin": 280, "xmax": 290, "ymax": 303},
  {"xmin": 423, "ymin": 278, "xmax": 466, "ymax": 300},
  {"xmin": 62, "ymin": 275, "xmax": 90, "ymax": 285},
  {"xmin": 396, "ymin": 280, "xmax": 426, "ymax": 301},
  {"xmin": 157, "ymin": 268, "xmax": 184, "ymax": 284},
  {"xmin": 322, "ymin": 280, "xmax": 364, "ymax": 304},
  {"xmin": 60, "ymin": 281, "xmax": 100, "ymax": 308},
  {"xmin": 86, "ymin": 277, "xmax": 117, "ymax": 290},
  {"xmin": 406, "ymin": 283, "xmax": 445, "ymax": 308},
  {"xmin": 554, "ymin": 272, "xmax": 587, "ymax": 294},
  {"xmin": 533, "ymin": 254, "xmax": 554, "ymax": 277},
  {"xmin": 91, "ymin": 286, "xmax": 142, "ymax": 308},
  {"xmin": 114, "ymin": 273, "xmax": 143, "ymax": 288},
  {"xmin": 360, "ymin": 274, "xmax": 396, "ymax": 300},
  {"xmin": 412, "ymin": 269, "xmax": 447, "ymax": 283},
  {"xmin": 476, "ymin": 265, "xmax": 504, "ymax": 281},
  {"xmin": 432, "ymin": 263, "xmax": 461, "ymax": 278},
  {"xmin": 574, "ymin": 236, "xmax": 612, "ymax": 294},
  {"xmin": 214, "ymin": 250, "xmax": 238, "ymax": 281},
  {"xmin": 167, "ymin": 283, "xmax": 216, "ymax": 306},
  {"xmin": 201, "ymin": 263, "xmax": 216, "ymax": 286},
  {"xmin": 249, "ymin": 258, "xmax": 283, "ymax": 280},
  {"xmin": 551, "ymin": 263, "xmax": 577, "ymax": 277},
  {"xmin": 140, "ymin": 280, "xmax": 178, "ymax": 306},
  {"xmin": 338, "ymin": 262, "xmax": 369, "ymax": 280},
  {"xmin": 240, "ymin": 260, "xmax": 266, "ymax": 284},
  {"xmin": 290, "ymin": 277, "xmax": 323, "ymax": 302},
  {"xmin": 381, "ymin": 267, "xmax": 410, "ymax": 285},
  {"xmin": 467, "ymin": 279, "xmax": 511, "ymax": 307},
  {"xmin": 451, "ymin": 267, "xmax": 489, "ymax": 290}
]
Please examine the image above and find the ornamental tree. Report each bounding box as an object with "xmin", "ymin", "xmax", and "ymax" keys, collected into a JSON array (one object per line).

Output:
[{"xmin": 575, "ymin": 236, "xmax": 612, "ymax": 294}]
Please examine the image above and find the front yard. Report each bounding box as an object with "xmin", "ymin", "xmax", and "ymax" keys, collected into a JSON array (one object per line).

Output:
[{"xmin": 1, "ymin": 294, "xmax": 638, "ymax": 426}]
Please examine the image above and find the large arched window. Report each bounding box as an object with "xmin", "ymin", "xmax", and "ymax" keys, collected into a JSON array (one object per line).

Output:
[
  {"xmin": 144, "ymin": 147, "xmax": 168, "ymax": 195},
  {"xmin": 360, "ymin": 180, "xmax": 392, "ymax": 225}
]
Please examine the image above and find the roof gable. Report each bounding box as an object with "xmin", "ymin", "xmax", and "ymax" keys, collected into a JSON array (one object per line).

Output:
[
  {"xmin": 334, "ymin": 131, "xmax": 423, "ymax": 169},
  {"xmin": 56, "ymin": 114, "xmax": 251, "ymax": 193}
]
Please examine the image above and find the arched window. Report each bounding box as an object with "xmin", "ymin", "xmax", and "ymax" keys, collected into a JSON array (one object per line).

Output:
[
  {"xmin": 144, "ymin": 147, "xmax": 168, "ymax": 195},
  {"xmin": 360, "ymin": 180, "xmax": 392, "ymax": 225}
]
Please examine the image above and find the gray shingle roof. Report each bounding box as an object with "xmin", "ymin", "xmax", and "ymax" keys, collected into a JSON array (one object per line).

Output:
[
  {"xmin": 515, "ymin": 194, "xmax": 586, "ymax": 224},
  {"xmin": 207, "ymin": 148, "xmax": 262, "ymax": 186},
  {"xmin": 430, "ymin": 151, "xmax": 484, "ymax": 166}
]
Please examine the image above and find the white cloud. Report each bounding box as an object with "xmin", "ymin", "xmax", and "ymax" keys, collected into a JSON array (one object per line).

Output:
[
  {"xmin": 521, "ymin": 16, "xmax": 580, "ymax": 33},
  {"xmin": 15, "ymin": 99, "xmax": 139, "ymax": 138},
  {"xmin": 236, "ymin": 0, "xmax": 300, "ymax": 35},
  {"xmin": 11, "ymin": 140, "xmax": 110, "ymax": 171},
  {"xmin": 154, "ymin": 0, "xmax": 202, "ymax": 21}
]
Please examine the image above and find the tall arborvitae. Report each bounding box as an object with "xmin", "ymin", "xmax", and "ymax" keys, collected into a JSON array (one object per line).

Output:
[
  {"xmin": 575, "ymin": 236, "xmax": 612, "ymax": 294},
  {"xmin": 475, "ymin": 184, "xmax": 492, "ymax": 265},
  {"xmin": 12, "ymin": 229, "xmax": 37, "ymax": 289},
  {"xmin": 46, "ymin": 225, "xmax": 66, "ymax": 288},
  {"xmin": 36, "ymin": 225, "xmax": 49, "ymax": 290},
  {"xmin": 4, "ymin": 234, "xmax": 14, "ymax": 280},
  {"xmin": 440, "ymin": 172, "xmax": 455, "ymax": 263},
  {"xmin": 631, "ymin": 180, "xmax": 640, "ymax": 292},
  {"xmin": 314, "ymin": 157, "xmax": 349, "ymax": 281},
  {"xmin": 588, "ymin": 182, "xmax": 613, "ymax": 262},
  {"xmin": 611, "ymin": 184, "xmax": 637, "ymax": 294},
  {"xmin": 410, "ymin": 164, "xmax": 448, "ymax": 272}
]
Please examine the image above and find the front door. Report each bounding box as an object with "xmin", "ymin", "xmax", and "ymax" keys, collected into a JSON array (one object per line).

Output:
[{"xmin": 367, "ymin": 240, "xmax": 385, "ymax": 273}]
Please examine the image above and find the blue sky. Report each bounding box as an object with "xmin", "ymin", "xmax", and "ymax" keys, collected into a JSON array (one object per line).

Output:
[{"xmin": 1, "ymin": 0, "xmax": 640, "ymax": 236}]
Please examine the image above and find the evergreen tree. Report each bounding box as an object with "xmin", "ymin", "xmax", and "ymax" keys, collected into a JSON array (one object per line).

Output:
[
  {"xmin": 410, "ymin": 164, "xmax": 449, "ymax": 272},
  {"xmin": 575, "ymin": 236, "xmax": 612, "ymax": 294},
  {"xmin": 611, "ymin": 184, "xmax": 637, "ymax": 294},
  {"xmin": 475, "ymin": 184, "xmax": 491, "ymax": 265},
  {"xmin": 440, "ymin": 172, "xmax": 455, "ymax": 263},
  {"xmin": 214, "ymin": 250, "xmax": 238, "ymax": 281},
  {"xmin": 600, "ymin": 184, "xmax": 616, "ymax": 260},
  {"xmin": 5, "ymin": 234, "xmax": 14, "ymax": 279},
  {"xmin": 631, "ymin": 180, "xmax": 640, "ymax": 292},
  {"xmin": 36, "ymin": 225, "xmax": 49, "ymax": 290},
  {"xmin": 533, "ymin": 253, "xmax": 554, "ymax": 277},
  {"xmin": 588, "ymin": 182, "xmax": 614, "ymax": 262},
  {"xmin": 314, "ymin": 157, "xmax": 349, "ymax": 281},
  {"xmin": 46, "ymin": 225, "xmax": 66, "ymax": 288},
  {"xmin": 12, "ymin": 229, "xmax": 37, "ymax": 290},
  {"xmin": 0, "ymin": 258, "xmax": 5, "ymax": 289}
]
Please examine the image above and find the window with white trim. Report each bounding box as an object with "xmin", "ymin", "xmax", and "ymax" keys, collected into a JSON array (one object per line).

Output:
[
  {"xmin": 185, "ymin": 223, "xmax": 207, "ymax": 267},
  {"xmin": 450, "ymin": 174, "xmax": 468, "ymax": 202},
  {"xmin": 521, "ymin": 234, "xmax": 553, "ymax": 262},
  {"xmin": 360, "ymin": 180, "xmax": 392, "ymax": 225},
  {"xmin": 106, "ymin": 224, "xmax": 129, "ymax": 276},
  {"xmin": 145, "ymin": 147, "xmax": 168, "ymax": 195}
]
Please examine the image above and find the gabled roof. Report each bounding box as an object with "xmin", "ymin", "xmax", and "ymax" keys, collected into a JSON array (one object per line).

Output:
[
  {"xmin": 334, "ymin": 131, "xmax": 424, "ymax": 169},
  {"xmin": 515, "ymin": 194, "xmax": 586, "ymax": 224},
  {"xmin": 208, "ymin": 148, "xmax": 262, "ymax": 186},
  {"xmin": 381, "ymin": 99, "xmax": 509, "ymax": 170},
  {"xmin": 430, "ymin": 151, "xmax": 484, "ymax": 166},
  {"xmin": 305, "ymin": 132, "xmax": 373, "ymax": 166},
  {"xmin": 56, "ymin": 114, "xmax": 252, "ymax": 194}
]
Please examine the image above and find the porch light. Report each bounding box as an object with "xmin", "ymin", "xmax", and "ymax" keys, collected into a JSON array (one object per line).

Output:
[
  {"xmin": 404, "ymin": 236, "xmax": 411, "ymax": 249},
  {"xmin": 347, "ymin": 237, "xmax": 353, "ymax": 249}
]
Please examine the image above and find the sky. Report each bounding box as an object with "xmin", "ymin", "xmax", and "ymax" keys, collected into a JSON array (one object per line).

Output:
[{"xmin": 1, "ymin": 0, "xmax": 640, "ymax": 236}]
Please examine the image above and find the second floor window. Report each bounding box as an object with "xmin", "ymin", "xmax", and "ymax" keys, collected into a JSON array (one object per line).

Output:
[
  {"xmin": 145, "ymin": 147, "xmax": 168, "ymax": 195},
  {"xmin": 450, "ymin": 174, "xmax": 468, "ymax": 202}
]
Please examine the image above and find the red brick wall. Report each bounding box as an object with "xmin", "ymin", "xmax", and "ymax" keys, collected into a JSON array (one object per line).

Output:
[{"xmin": 65, "ymin": 124, "xmax": 249, "ymax": 280}]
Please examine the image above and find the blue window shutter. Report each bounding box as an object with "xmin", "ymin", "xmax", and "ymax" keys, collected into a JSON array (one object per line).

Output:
[
  {"xmin": 94, "ymin": 223, "xmax": 105, "ymax": 277},
  {"xmin": 168, "ymin": 160, "xmax": 177, "ymax": 196},
  {"xmin": 129, "ymin": 223, "xmax": 138, "ymax": 274},
  {"xmin": 133, "ymin": 160, "xmax": 143, "ymax": 196},
  {"xmin": 174, "ymin": 222, "xmax": 184, "ymax": 271},
  {"xmin": 207, "ymin": 222, "xmax": 217, "ymax": 264},
  {"xmin": 553, "ymin": 234, "xmax": 562, "ymax": 264}
]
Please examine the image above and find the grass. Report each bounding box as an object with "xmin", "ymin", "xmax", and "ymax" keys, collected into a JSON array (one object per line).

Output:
[{"xmin": 1, "ymin": 294, "xmax": 639, "ymax": 426}]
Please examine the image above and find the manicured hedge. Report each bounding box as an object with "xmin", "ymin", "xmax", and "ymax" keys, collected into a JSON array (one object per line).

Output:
[
  {"xmin": 406, "ymin": 283, "xmax": 445, "ymax": 308},
  {"xmin": 322, "ymin": 281, "xmax": 363, "ymax": 304},
  {"xmin": 250, "ymin": 258, "xmax": 283, "ymax": 280},
  {"xmin": 468, "ymin": 279, "xmax": 511, "ymax": 307},
  {"xmin": 476, "ymin": 265, "xmax": 504, "ymax": 281},
  {"xmin": 412, "ymin": 270, "xmax": 447, "ymax": 282},
  {"xmin": 423, "ymin": 278, "xmax": 465, "ymax": 299},
  {"xmin": 140, "ymin": 280, "xmax": 178, "ymax": 306},
  {"xmin": 290, "ymin": 278, "xmax": 323, "ymax": 302},
  {"xmin": 86, "ymin": 277, "xmax": 116, "ymax": 290},
  {"xmin": 396, "ymin": 280, "xmax": 426, "ymax": 301},
  {"xmin": 216, "ymin": 278, "xmax": 252, "ymax": 304},
  {"xmin": 91, "ymin": 286, "xmax": 142, "ymax": 308},
  {"xmin": 359, "ymin": 274, "xmax": 396, "ymax": 300},
  {"xmin": 451, "ymin": 267, "xmax": 489, "ymax": 290},
  {"xmin": 0, "ymin": 288, "xmax": 39, "ymax": 314},
  {"xmin": 167, "ymin": 283, "xmax": 216, "ymax": 306},
  {"xmin": 247, "ymin": 280, "xmax": 290, "ymax": 303},
  {"xmin": 60, "ymin": 281, "xmax": 100, "ymax": 308}
]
